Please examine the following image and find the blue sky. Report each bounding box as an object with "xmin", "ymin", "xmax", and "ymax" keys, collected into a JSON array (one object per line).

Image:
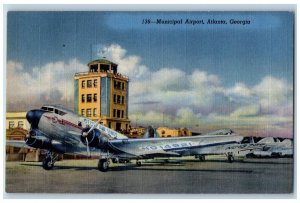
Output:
[
  {"xmin": 7, "ymin": 11, "xmax": 294, "ymax": 87},
  {"xmin": 6, "ymin": 11, "xmax": 294, "ymax": 137}
]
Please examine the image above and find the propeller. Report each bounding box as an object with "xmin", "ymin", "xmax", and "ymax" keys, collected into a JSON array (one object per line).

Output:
[
  {"xmin": 82, "ymin": 118, "xmax": 102, "ymax": 157},
  {"xmin": 82, "ymin": 118, "xmax": 102, "ymax": 138}
]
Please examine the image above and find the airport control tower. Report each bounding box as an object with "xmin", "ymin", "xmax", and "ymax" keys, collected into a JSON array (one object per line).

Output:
[{"xmin": 74, "ymin": 58, "xmax": 130, "ymax": 131}]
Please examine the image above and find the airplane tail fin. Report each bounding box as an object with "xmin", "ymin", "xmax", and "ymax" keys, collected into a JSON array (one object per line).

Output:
[{"xmin": 143, "ymin": 126, "xmax": 159, "ymax": 138}]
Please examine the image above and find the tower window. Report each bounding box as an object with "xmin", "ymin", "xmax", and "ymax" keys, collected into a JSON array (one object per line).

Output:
[
  {"xmin": 90, "ymin": 64, "xmax": 98, "ymax": 72},
  {"xmin": 113, "ymin": 94, "xmax": 116, "ymax": 103},
  {"xmin": 81, "ymin": 94, "xmax": 85, "ymax": 103},
  {"xmin": 121, "ymin": 110, "xmax": 124, "ymax": 118},
  {"xmin": 117, "ymin": 110, "xmax": 121, "ymax": 118},
  {"xmin": 122, "ymin": 83, "xmax": 125, "ymax": 90},
  {"xmin": 86, "ymin": 109, "xmax": 91, "ymax": 117},
  {"xmin": 117, "ymin": 95, "xmax": 121, "ymax": 104},
  {"xmin": 122, "ymin": 96, "xmax": 124, "ymax": 104},
  {"xmin": 93, "ymin": 94, "xmax": 97, "ymax": 102},
  {"xmin": 87, "ymin": 94, "xmax": 92, "ymax": 103},
  {"xmin": 94, "ymin": 79, "xmax": 97, "ymax": 87},
  {"xmin": 113, "ymin": 109, "xmax": 116, "ymax": 117},
  {"xmin": 81, "ymin": 109, "xmax": 85, "ymax": 116},
  {"xmin": 93, "ymin": 108, "xmax": 97, "ymax": 116},
  {"xmin": 114, "ymin": 80, "xmax": 122, "ymax": 90},
  {"xmin": 82, "ymin": 80, "xmax": 85, "ymax": 88},
  {"xmin": 87, "ymin": 80, "xmax": 92, "ymax": 88}
]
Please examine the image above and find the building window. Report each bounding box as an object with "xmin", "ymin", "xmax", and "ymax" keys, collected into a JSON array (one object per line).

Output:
[
  {"xmin": 87, "ymin": 94, "xmax": 92, "ymax": 103},
  {"xmin": 87, "ymin": 80, "xmax": 92, "ymax": 88},
  {"xmin": 122, "ymin": 96, "xmax": 124, "ymax": 105},
  {"xmin": 94, "ymin": 79, "xmax": 97, "ymax": 87},
  {"xmin": 122, "ymin": 83, "xmax": 125, "ymax": 90},
  {"xmin": 81, "ymin": 109, "xmax": 85, "ymax": 116},
  {"xmin": 93, "ymin": 94, "xmax": 97, "ymax": 102},
  {"xmin": 121, "ymin": 110, "xmax": 124, "ymax": 118},
  {"xmin": 18, "ymin": 121, "xmax": 24, "ymax": 128},
  {"xmin": 9, "ymin": 121, "xmax": 14, "ymax": 129},
  {"xmin": 117, "ymin": 110, "xmax": 121, "ymax": 118},
  {"xmin": 117, "ymin": 95, "xmax": 121, "ymax": 104},
  {"xmin": 113, "ymin": 109, "xmax": 116, "ymax": 117},
  {"xmin": 114, "ymin": 80, "xmax": 122, "ymax": 90},
  {"xmin": 81, "ymin": 94, "xmax": 85, "ymax": 103},
  {"xmin": 113, "ymin": 94, "xmax": 116, "ymax": 103},
  {"xmin": 86, "ymin": 109, "xmax": 91, "ymax": 117},
  {"xmin": 93, "ymin": 108, "xmax": 97, "ymax": 116},
  {"xmin": 82, "ymin": 80, "xmax": 85, "ymax": 88}
]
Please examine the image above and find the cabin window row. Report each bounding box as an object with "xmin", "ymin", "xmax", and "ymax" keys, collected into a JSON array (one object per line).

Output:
[
  {"xmin": 81, "ymin": 79, "xmax": 97, "ymax": 88},
  {"xmin": 81, "ymin": 94, "xmax": 97, "ymax": 103},
  {"xmin": 81, "ymin": 108, "xmax": 97, "ymax": 117}
]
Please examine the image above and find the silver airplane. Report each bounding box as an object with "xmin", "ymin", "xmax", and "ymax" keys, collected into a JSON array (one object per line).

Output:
[
  {"xmin": 247, "ymin": 137, "xmax": 293, "ymax": 158},
  {"xmin": 7, "ymin": 105, "xmax": 244, "ymax": 172}
]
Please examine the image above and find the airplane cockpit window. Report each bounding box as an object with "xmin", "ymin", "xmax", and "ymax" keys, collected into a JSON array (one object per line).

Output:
[
  {"xmin": 41, "ymin": 106, "xmax": 67, "ymax": 115},
  {"xmin": 54, "ymin": 109, "xmax": 67, "ymax": 116},
  {"xmin": 41, "ymin": 107, "xmax": 54, "ymax": 112},
  {"xmin": 41, "ymin": 107, "xmax": 48, "ymax": 111}
]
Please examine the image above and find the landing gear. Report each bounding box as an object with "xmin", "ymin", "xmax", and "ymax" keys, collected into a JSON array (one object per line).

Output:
[
  {"xmin": 198, "ymin": 155, "xmax": 205, "ymax": 161},
  {"xmin": 136, "ymin": 160, "xmax": 142, "ymax": 167},
  {"xmin": 227, "ymin": 154, "xmax": 234, "ymax": 163},
  {"xmin": 98, "ymin": 159, "xmax": 109, "ymax": 172},
  {"xmin": 195, "ymin": 155, "xmax": 205, "ymax": 161},
  {"xmin": 42, "ymin": 151, "xmax": 55, "ymax": 170}
]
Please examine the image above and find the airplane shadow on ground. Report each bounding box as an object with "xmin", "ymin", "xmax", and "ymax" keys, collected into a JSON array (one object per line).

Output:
[
  {"xmin": 20, "ymin": 162, "xmax": 254, "ymax": 173},
  {"xmin": 182, "ymin": 159, "xmax": 293, "ymax": 165}
]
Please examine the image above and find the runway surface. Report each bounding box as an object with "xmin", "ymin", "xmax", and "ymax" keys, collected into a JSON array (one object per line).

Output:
[{"xmin": 5, "ymin": 156, "xmax": 294, "ymax": 194}]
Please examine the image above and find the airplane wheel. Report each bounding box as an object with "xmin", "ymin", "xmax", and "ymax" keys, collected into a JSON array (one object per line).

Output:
[
  {"xmin": 42, "ymin": 157, "xmax": 54, "ymax": 170},
  {"xmin": 199, "ymin": 155, "xmax": 205, "ymax": 161},
  {"xmin": 136, "ymin": 161, "xmax": 142, "ymax": 167},
  {"xmin": 98, "ymin": 159, "xmax": 109, "ymax": 172},
  {"xmin": 228, "ymin": 155, "xmax": 234, "ymax": 163}
]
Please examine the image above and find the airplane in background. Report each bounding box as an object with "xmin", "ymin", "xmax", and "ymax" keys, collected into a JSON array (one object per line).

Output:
[
  {"xmin": 7, "ymin": 105, "xmax": 244, "ymax": 172},
  {"xmin": 246, "ymin": 137, "xmax": 293, "ymax": 158}
]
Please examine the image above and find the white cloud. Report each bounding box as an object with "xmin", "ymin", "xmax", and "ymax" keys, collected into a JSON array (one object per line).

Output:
[
  {"xmin": 230, "ymin": 105, "xmax": 260, "ymax": 118},
  {"xmin": 98, "ymin": 44, "xmax": 150, "ymax": 80},
  {"xmin": 7, "ymin": 44, "xmax": 293, "ymax": 138},
  {"xmin": 99, "ymin": 44, "xmax": 293, "ymax": 137},
  {"xmin": 7, "ymin": 59, "xmax": 87, "ymax": 110},
  {"xmin": 254, "ymin": 76, "xmax": 293, "ymax": 113}
]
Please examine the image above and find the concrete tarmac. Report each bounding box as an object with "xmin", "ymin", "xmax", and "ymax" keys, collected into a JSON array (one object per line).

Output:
[{"xmin": 5, "ymin": 156, "xmax": 294, "ymax": 194}]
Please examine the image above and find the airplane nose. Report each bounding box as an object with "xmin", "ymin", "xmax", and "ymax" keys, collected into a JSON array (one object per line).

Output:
[{"xmin": 26, "ymin": 110, "xmax": 45, "ymax": 129}]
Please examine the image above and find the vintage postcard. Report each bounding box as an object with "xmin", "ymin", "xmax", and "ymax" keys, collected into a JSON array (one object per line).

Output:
[{"xmin": 5, "ymin": 9, "xmax": 294, "ymax": 195}]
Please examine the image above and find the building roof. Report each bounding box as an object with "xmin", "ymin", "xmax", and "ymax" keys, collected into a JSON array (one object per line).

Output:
[{"xmin": 88, "ymin": 58, "xmax": 117, "ymax": 66}]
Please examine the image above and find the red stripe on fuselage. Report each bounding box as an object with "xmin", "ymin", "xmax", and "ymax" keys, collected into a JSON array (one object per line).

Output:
[{"xmin": 43, "ymin": 115, "xmax": 82, "ymax": 130}]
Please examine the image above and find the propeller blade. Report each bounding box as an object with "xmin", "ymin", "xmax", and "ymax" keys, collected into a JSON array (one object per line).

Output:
[
  {"xmin": 86, "ymin": 118, "xmax": 102, "ymax": 135},
  {"xmin": 68, "ymin": 131, "xmax": 82, "ymax": 136},
  {"xmin": 86, "ymin": 137, "xmax": 90, "ymax": 157}
]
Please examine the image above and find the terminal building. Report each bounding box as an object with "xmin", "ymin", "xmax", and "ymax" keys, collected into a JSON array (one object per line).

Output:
[
  {"xmin": 6, "ymin": 112, "xmax": 40, "ymax": 161},
  {"xmin": 74, "ymin": 58, "xmax": 130, "ymax": 131}
]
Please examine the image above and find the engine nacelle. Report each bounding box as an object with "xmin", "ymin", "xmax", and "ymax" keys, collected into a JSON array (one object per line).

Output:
[
  {"xmin": 81, "ymin": 128, "xmax": 108, "ymax": 149},
  {"xmin": 25, "ymin": 129, "xmax": 51, "ymax": 149}
]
